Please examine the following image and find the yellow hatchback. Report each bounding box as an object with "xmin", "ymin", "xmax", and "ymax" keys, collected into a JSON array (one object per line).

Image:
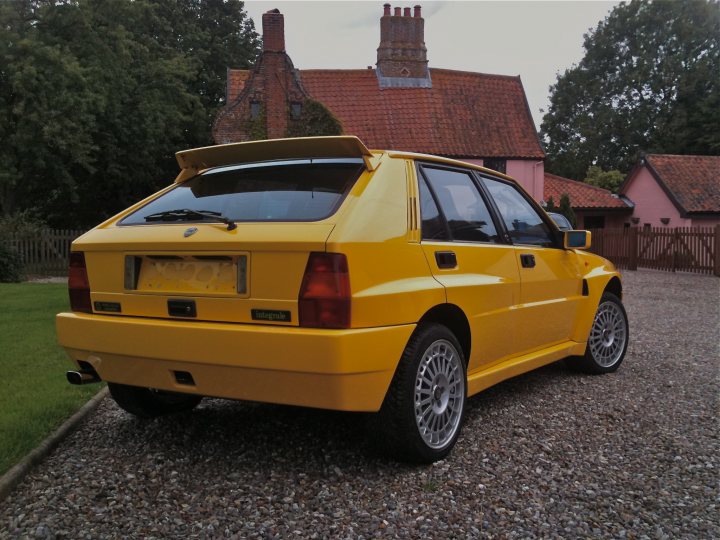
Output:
[{"xmin": 57, "ymin": 136, "xmax": 629, "ymax": 462}]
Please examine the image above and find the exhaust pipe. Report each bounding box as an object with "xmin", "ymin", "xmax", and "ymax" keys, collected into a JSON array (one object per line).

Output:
[{"xmin": 66, "ymin": 370, "xmax": 101, "ymax": 385}]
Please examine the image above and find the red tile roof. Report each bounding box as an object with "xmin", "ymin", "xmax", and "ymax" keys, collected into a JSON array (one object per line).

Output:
[
  {"xmin": 226, "ymin": 68, "xmax": 544, "ymax": 159},
  {"xmin": 544, "ymin": 172, "xmax": 630, "ymax": 210},
  {"xmin": 643, "ymin": 154, "xmax": 720, "ymax": 214}
]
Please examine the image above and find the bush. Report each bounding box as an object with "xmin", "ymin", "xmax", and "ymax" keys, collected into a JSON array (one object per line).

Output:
[
  {"xmin": 0, "ymin": 210, "xmax": 46, "ymax": 234},
  {"xmin": 0, "ymin": 243, "xmax": 23, "ymax": 282}
]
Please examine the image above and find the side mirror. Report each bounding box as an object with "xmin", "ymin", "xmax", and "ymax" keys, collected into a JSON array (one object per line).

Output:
[{"xmin": 564, "ymin": 230, "xmax": 592, "ymax": 250}]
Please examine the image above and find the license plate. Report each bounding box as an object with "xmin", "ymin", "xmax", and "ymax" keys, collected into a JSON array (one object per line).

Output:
[{"xmin": 129, "ymin": 254, "xmax": 248, "ymax": 295}]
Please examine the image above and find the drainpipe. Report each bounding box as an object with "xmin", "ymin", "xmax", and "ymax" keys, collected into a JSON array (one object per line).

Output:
[{"xmin": 533, "ymin": 161, "xmax": 544, "ymax": 202}]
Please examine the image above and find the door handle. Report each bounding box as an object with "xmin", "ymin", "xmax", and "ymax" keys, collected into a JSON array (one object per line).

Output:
[
  {"xmin": 520, "ymin": 254, "xmax": 536, "ymax": 268},
  {"xmin": 435, "ymin": 251, "xmax": 457, "ymax": 269}
]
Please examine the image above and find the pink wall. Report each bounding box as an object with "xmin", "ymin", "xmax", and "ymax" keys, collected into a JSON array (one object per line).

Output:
[
  {"xmin": 624, "ymin": 166, "xmax": 720, "ymax": 228},
  {"xmin": 460, "ymin": 159, "xmax": 545, "ymax": 201}
]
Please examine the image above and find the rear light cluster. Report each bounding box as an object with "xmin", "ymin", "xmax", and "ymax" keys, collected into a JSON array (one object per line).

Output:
[
  {"xmin": 68, "ymin": 252, "xmax": 92, "ymax": 313},
  {"xmin": 298, "ymin": 252, "xmax": 351, "ymax": 329}
]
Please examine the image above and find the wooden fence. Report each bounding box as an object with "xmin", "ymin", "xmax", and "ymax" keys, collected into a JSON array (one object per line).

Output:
[
  {"xmin": 588, "ymin": 226, "xmax": 720, "ymax": 276},
  {"xmin": 4, "ymin": 230, "xmax": 85, "ymax": 276}
]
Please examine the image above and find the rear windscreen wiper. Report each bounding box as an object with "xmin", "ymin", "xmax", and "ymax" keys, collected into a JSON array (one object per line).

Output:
[{"xmin": 144, "ymin": 208, "xmax": 237, "ymax": 231}]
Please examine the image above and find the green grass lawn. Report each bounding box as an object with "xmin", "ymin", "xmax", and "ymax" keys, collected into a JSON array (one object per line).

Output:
[{"xmin": 0, "ymin": 283, "xmax": 100, "ymax": 475}]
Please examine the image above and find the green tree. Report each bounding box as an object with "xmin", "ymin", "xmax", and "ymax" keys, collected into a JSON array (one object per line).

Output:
[
  {"xmin": 584, "ymin": 166, "xmax": 625, "ymax": 193},
  {"xmin": 541, "ymin": 0, "xmax": 720, "ymax": 180},
  {"xmin": 545, "ymin": 196, "xmax": 557, "ymax": 212},
  {"xmin": 559, "ymin": 194, "xmax": 576, "ymax": 228},
  {"xmin": 0, "ymin": 0, "xmax": 259, "ymax": 228}
]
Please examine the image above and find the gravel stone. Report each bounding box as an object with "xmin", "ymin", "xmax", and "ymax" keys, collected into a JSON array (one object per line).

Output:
[{"xmin": 1, "ymin": 270, "xmax": 718, "ymax": 538}]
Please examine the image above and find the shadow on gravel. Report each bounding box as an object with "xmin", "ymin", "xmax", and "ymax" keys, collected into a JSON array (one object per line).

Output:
[{"xmin": 107, "ymin": 358, "xmax": 587, "ymax": 474}]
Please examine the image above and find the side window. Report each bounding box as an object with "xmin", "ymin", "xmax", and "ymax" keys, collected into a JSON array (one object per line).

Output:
[
  {"xmin": 418, "ymin": 175, "xmax": 449, "ymax": 240},
  {"xmin": 482, "ymin": 177, "xmax": 554, "ymax": 247},
  {"xmin": 422, "ymin": 167, "xmax": 500, "ymax": 243}
]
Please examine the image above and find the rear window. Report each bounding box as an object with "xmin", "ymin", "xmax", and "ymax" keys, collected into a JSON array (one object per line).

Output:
[{"xmin": 121, "ymin": 159, "xmax": 364, "ymax": 225}]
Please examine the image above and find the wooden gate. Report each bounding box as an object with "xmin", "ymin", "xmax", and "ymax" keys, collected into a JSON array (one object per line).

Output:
[{"xmin": 588, "ymin": 226, "xmax": 719, "ymax": 276}]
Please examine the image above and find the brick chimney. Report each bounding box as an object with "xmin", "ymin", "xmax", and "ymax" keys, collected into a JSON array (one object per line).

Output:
[
  {"xmin": 376, "ymin": 4, "xmax": 430, "ymax": 86},
  {"xmin": 262, "ymin": 9, "xmax": 285, "ymax": 52},
  {"xmin": 260, "ymin": 9, "xmax": 295, "ymax": 139}
]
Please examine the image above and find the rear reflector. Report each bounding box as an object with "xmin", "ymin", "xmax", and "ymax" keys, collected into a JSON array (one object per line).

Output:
[
  {"xmin": 298, "ymin": 252, "xmax": 350, "ymax": 329},
  {"xmin": 68, "ymin": 252, "xmax": 92, "ymax": 313}
]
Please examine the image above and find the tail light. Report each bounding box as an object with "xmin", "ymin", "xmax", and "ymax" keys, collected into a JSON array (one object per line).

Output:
[
  {"xmin": 68, "ymin": 252, "xmax": 92, "ymax": 313},
  {"xmin": 298, "ymin": 252, "xmax": 350, "ymax": 329}
]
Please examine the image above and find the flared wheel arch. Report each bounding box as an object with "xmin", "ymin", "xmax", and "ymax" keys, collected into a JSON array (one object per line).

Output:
[{"xmin": 416, "ymin": 304, "xmax": 471, "ymax": 367}]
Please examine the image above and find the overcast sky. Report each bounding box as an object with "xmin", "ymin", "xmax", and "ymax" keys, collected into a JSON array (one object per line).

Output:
[{"xmin": 243, "ymin": 0, "xmax": 619, "ymax": 128}]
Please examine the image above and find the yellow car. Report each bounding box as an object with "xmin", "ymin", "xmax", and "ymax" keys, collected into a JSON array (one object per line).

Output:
[{"xmin": 57, "ymin": 136, "xmax": 628, "ymax": 463}]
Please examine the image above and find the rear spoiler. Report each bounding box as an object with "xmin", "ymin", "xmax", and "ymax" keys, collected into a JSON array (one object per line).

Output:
[{"xmin": 174, "ymin": 136, "xmax": 380, "ymax": 182}]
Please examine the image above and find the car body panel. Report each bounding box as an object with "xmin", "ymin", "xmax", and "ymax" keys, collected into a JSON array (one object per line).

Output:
[
  {"xmin": 512, "ymin": 245, "xmax": 583, "ymax": 353},
  {"xmin": 57, "ymin": 312, "xmax": 415, "ymax": 411}
]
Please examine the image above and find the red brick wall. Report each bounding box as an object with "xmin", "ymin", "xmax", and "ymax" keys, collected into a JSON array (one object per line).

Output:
[
  {"xmin": 377, "ymin": 4, "xmax": 428, "ymax": 78},
  {"xmin": 212, "ymin": 10, "xmax": 308, "ymax": 143}
]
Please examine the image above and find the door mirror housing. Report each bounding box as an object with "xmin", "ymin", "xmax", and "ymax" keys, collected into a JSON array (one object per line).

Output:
[{"xmin": 564, "ymin": 230, "xmax": 592, "ymax": 250}]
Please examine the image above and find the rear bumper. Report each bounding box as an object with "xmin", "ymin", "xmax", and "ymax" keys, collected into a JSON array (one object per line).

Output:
[{"xmin": 56, "ymin": 313, "xmax": 415, "ymax": 412}]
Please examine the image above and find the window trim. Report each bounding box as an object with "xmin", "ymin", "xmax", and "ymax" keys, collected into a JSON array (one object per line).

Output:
[
  {"xmin": 416, "ymin": 162, "xmax": 509, "ymax": 245},
  {"xmin": 476, "ymin": 173, "xmax": 564, "ymax": 249}
]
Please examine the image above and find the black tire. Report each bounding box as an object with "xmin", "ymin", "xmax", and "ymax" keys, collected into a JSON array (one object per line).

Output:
[
  {"xmin": 108, "ymin": 383, "xmax": 202, "ymax": 418},
  {"xmin": 372, "ymin": 323, "xmax": 467, "ymax": 463},
  {"xmin": 569, "ymin": 292, "xmax": 629, "ymax": 374}
]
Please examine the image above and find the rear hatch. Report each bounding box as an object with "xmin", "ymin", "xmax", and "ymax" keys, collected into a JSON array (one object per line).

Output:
[{"xmin": 76, "ymin": 158, "xmax": 365, "ymax": 326}]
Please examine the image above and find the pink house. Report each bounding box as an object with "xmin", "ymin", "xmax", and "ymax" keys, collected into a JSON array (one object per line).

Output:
[
  {"xmin": 214, "ymin": 5, "xmax": 546, "ymax": 200},
  {"xmin": 621, "ymin": 155, "xmax": 720, "ymax": 228}
]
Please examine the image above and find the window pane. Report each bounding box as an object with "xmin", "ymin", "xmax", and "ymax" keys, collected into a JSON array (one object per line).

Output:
[
  {"xmin": 418, "ymin": 175, "xmax": 448, "ymax": 240},
  {"xmin": 484, "ymin": 158, "xmax": 506, "ymax": 174},
  {"xmin": 423, "ymin": 168, "xmax": 499, "ymax": 243},
  {"xmin": 483, "ymin": 178, "xmax": 553, "ymax": 246},
  {"xmin": 121, "ymin": 160, "xmax": 363, "ymax": 224}
]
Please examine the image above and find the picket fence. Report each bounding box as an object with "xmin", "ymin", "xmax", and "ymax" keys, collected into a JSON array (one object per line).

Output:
[{"xmin": 5, "ymin": 230, "xmax": 85, "ymax": 276}]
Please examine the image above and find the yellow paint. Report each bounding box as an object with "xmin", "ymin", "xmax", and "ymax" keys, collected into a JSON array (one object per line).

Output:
[{"xmin": 57, "ymin": 136, "xmax": 623, "ymax": 412}]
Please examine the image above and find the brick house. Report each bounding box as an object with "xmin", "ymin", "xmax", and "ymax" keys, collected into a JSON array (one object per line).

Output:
[
  {"xmin": 619, "ymin": 154, "xmax": 720, "ymax": 228},
  {"xmin": 543, "ymin": 173, "xmax": 632, "ymax": 229},
  {"xmin": 213, "ymin": 5, "xmax": 546, "ymax": 200}
]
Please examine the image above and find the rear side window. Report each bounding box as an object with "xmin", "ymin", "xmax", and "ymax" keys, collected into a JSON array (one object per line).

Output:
[
  {"xmin": 121, "ymin": 159, "xmax": 364, "ymax": 224},
  {"xmin": 482, "ymin": 177, "xmax": 554, "ymax": 246},
  {"xmin": 421, "ymin": 167, "xmax": 500, "ymax": 243},
  {"xmin": 418, "ymin": 175, "xmax": 449, "ymax": 240}
]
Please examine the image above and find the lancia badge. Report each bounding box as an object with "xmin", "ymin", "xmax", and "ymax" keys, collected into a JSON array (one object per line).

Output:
[{"xmin": 184, "ymin": 227, "xmax": 198, "ymax": 238}]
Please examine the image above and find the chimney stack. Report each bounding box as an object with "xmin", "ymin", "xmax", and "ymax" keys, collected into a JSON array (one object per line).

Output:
[
  {"xmin": 376, "ymin": 4, "xmax": 430, "ymax": 83},
  {"xmin": 262, "ymin": 9, "xmax": 285, "ymax": 52}
]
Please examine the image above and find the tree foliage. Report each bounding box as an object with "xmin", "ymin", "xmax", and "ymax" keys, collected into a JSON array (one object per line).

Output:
[
  {"xmin": 558, "ymin": 194, "xmax": 576, "ymax": 228},
  {"xmin": 544, "ymin": 194, "xmax": 576, "ymax": 227},
  {"xmin": 584, "ymin": 166, "xmax": 625, "ymax": 193},
  {"xmin": 541, "ymin": 0, "xmax": 720, "ymax": 180},
  {"xmin": 545, "ymin": 196, "xmax": 557, "ymax": 212},
  {"xmin": 0, "ymin": 0, "xmax": 259, "ymax": 228}
]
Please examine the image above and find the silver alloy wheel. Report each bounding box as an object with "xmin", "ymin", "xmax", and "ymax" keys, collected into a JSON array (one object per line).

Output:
[
  {"xmin": 414, "ymin": 339, "xmax": 465, "ymax": 449},
  {"xmin": 588, "ymin": 301, "xmax": 628, "ymax": 367}
]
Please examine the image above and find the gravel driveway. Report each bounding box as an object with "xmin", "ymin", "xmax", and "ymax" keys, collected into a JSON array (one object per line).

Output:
[{"xmin": 2, "ymin": 270, "xmax": 718, "ymax": 539}]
